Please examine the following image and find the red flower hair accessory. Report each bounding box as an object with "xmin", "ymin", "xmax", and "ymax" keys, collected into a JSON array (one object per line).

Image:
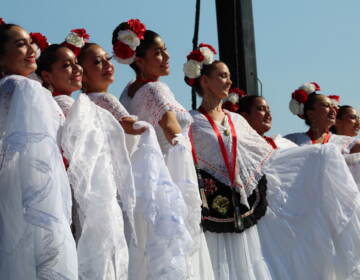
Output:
[
  {"xmin": 30, "ymin": 32, "xmax": 49, "ymax": 59},
  {"xmin": 328, "ymin": 95, "xmax": 340, "ymax": 107},
  {"xmin": 113, "ymin": 19, "xmax": 146, "ymax": 64},
  {"xmin": 183, "ymin": 43, "xmax": 217, "ymax": 86},
  {"xmin": 289, "ymin": 82, "xmax": 321, "ymax": 118},
  {"xmin": 63, "ymin": 28, "xmax": 90, "ymax": 56},
  {"xmin": 222, "ymin": 88, "xmax": 247, "ymax": 112},
  {"xmin": 0, "ymin": 18, "xmax": 5, "ymax": 25}
]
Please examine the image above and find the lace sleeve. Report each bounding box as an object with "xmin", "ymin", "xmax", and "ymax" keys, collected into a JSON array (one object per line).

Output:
[
  {"xmin": 137, "ymin": 82, "xmax": 179, "ymax": 126},
  {"xmin": 54, "ymin": 95, "xmax": 74, "ymax": 117},
  {"xmin": 89, "ymin": 93, "xmax": 129, "ymax": 122}
]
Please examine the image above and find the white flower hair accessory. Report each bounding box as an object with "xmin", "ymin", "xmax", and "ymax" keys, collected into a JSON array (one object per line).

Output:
[
  {"xmin": 30, "ymin": 32, "xmax": 49, "ymax": 59},
  {"xmin": 112, "ymin": 19, "xmax": 146, "ymax": 64},
  {"xmin": 183, "ymin": 43, "xmax": 217, "ymax": 86},
  {"xmin": 328, "ymin": 95, "xmax": 340, "ymax": 107},
  {"xmin": 289, "ymin": 82, "xmax": 321, "ymax": 118},
  {"xmin": 63, "ymin": 28, "xmax": 90, "ymax": 56}
]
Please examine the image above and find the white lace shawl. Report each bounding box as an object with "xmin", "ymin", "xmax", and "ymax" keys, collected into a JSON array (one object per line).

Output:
[
  {"xmin": 121, "ymin": 81, "xmax": 202, "ymax": 256},
  {"xmin": 284, "ymin": 132, "xmax": 356, "ymax": 154},
  {"xmin": 271, "ymin": 134, "xmax": 298, "ymax": 149},
  {"xmin": 190, "ymin": 110, "xmax": 273, "ymax": 197},
  {"xmin": 61, "ymin": 94, "xmax": 136, "ymax": 280},
  {"xmin": 54, "ymin": 95, "xmax": 74, "ymax": 117},
  {"xmin": 0, "ymin": 75, "xmax": 77, "ymax": 279},
  {"xmin": 127, "ymin": 121, "xmax": 193, "ymax": 279},
  {"xmin": 120, "ymin": 81, "xmax": 192, "ymax": 154},
  {"xmin": 87, "ymin": 92, "xmax": 129, "ymax": 122}
]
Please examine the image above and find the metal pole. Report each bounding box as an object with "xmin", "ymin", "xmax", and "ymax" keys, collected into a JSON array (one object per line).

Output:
[{"xmin": 191, "ymin": 0, "xmax": 201, "ymax": 110}]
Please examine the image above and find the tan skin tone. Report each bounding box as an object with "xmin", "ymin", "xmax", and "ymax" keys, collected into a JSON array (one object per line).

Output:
[
  {"xmin": 40, "ymin": 47, "xmax": 82, "ymax": 95},
  {"xmin": 241, "ymin": 97, "xmax": 272, "ymax": 136},
  {"xmin": 334, "ymin": 107, "xmax": 360, "ymax": 137},
  {"xmin": 0, "ymin": 26, "xmax": 37, "ymax": 77},
  {"xmin": 79, "ymin": 44, "xmax": 145, "ymax": 135},
  {"xmin": 199, "ymin": 62, "xmax": 232, "ymax": 121},
  {"xmin": 127, "ymin": 36, "xmax": 181, "ymax": 143},
  {"xmin": 306, "ymin": 95, "xmax": 360, "ymax": 153}
]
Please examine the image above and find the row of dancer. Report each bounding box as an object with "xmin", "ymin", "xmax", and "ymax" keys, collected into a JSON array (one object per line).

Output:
[{"xmin": 1, "ymin": 17, "xmax": 360, "ymax": 280}]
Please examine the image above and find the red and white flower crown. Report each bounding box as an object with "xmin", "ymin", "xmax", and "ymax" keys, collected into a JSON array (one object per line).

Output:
[
  {"xmin": 183, "ymin": 43, "xmax": 217, "ymax": 86},
  {"xmin": 222, "ymin": 88, "xmax": 247, "ymax": 112},
  {"xmin": 289, "ymin": 82, "xmax": 321, "ymax": 118},
  {"xmin": 30, "ymin": 32, "xmax": 49, "ymax": 59},
  {"xmin": 328, "ymin": 95, "xmax": 340, "ymax": 107},
  {"xmin": 113, "ymin": 19, "xmax": 146, "ymax": 64},
  {"xmin": 0, "ymin": 18, "xmax": 5, "ymax": 25},
  {"xmin": 63, "ymin": 28, "xmax": 90, "ymax": 56}
]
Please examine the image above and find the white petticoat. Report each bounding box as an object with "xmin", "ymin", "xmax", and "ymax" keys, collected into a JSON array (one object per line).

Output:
[{"xmin": 260, "ymin": 144, "xmax": 360, "ymax": 280}]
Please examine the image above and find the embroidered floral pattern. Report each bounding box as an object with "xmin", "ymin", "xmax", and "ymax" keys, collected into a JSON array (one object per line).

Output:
[
  {"xmin": 212, "ymin": 195, "xmax": 231, "ymax": 215},
  {"xmin": 203, "ymin": 177, "xmax": 218, "ymax": 195}
]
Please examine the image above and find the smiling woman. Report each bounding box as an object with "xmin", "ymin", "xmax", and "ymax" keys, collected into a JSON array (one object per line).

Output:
[
  {"xmin": 0, "ymin": 24, "xmax": 37, "ymax": 77},
  {"xmin": 0, "ymin": 22, "xmax": 78, "ymax": 279}
]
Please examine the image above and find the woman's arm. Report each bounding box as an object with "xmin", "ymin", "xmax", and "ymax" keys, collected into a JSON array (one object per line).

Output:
[{"xmin": 158, "ymin": 110, "xmax": 182, "ymax": 144}]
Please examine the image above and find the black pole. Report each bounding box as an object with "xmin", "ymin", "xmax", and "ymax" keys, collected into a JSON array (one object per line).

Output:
[
  {"xmin": 215, "ymin": 0, "xmax": 259, "ymax": 95},
  {"xmin": 191, "ymin": 0, "xmax": 201, "ymax": 110}
]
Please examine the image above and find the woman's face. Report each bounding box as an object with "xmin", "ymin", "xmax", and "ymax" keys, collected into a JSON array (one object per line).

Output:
[
  {"xmin": 242, "ymin": 97, "xmax": 272, "ymax": 135},
  {"xmin": 136, "ymin": 36, "xmax": 170, "ymax": 80},
  {"xmin": 80, "ymin": 44, "xmax": 114, "ymax": 93},
  {"xmin": 201, "ymin": 62, "xmax": 232, "ymax": 101},
  {"xmin": 41, "ymin": 47, "xmax": 83, "ymax": 95},
  {"xmin": 0, "ymin": 26, "xmax": 37, "ymax": 77},
  {"xmin": 335, "ymin": 107, "xmax": 360, "ymax": 137},
  {"xmin": 307, "ymin": 95, "xmax": 337, "ymax": 129}
]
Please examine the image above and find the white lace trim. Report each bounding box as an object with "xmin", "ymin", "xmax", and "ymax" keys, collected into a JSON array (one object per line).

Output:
[
  {"xmin": 87, "ymin": 92, "xmax": 129, "ymax": 122},
  {"xmin": 191, "ymin": 110, "xmax": 273, "ymax": 197},
  {"xmin": 54, "ymin": 95, "xmax": 74, "ymax": 117}
]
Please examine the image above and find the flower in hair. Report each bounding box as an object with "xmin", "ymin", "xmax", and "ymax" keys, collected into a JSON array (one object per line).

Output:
[
  {"xmin": 113, "ymin": 18, "xmax": 146, "ymax": 64},
  {"xmin": 63, "ymin": 28, "xmax": 90, "ymax": 56},
  {"xmin": 30, "ymin": 32, "xmax": 49, "ymax": 59},
  {"xmin": 222, "ymin": 88, "xmax": 247, "ymax": 112},
  {"xmin": 0, "ymin": 18, "xmax": 5, "ymax": 25},
  {"xmin": 289, "ymin": 82, "xmax": 321, "ymax": 118},
  {"xmin": 328, "ymin": 95, "xmax": 340, "ymax": 107},
  {"xmin": 183, "ymin": 43, "xmax": 217, "ymax": 86}
]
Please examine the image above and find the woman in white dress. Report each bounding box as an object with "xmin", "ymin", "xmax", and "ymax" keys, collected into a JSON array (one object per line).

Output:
[
  {"xmin": 185, "ymin": 46, "xmax": 360, "ymax": 280},
  {"xmin": 78, "ymin": 40, "xmax": 194, "ymax": 280},
  {"xmin": 36, "ymin": 33, "xmax": 136, "ymax": 280},
  {"xmin": 114, "ymin": 19, "xmax": 214, "ymax": 280},
  {"xmin": 330, "ymin": 105, "xmax": 360, "ymax": 137},
  {"xmin": 0, "ymin": 22, "xmax": 77, "ymax": 279},
  {"xmin": 223, "ymin": 92, "xmax": 296, "ymax": 149},
  {"xmin": 285, "ymin": 82, "xmax": 360, "ymax": 153}
]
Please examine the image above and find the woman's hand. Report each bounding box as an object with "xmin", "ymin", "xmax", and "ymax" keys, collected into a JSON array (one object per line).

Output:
[{"xmin": 120, "ymin": 117, "xmax": 147, "ymax": 135}]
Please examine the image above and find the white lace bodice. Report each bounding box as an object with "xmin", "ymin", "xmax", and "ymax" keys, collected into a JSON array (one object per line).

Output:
[
  {"xmin": 54, "ymin": 95, "xmax": 74, "ymax": 117},
  {"xmin": 190, "ymin": 110, "xmax": 273, "ymax": 196},
  {"xmin": 284, "ymin": 132, "xmax": 356, "ymax": 154},
  {"xmin": 120, "ymin": 81, "xmax": 193, "ymax": 154},
  {"xmin": 87, "ymin": 92, "xmax": 129, "ymax": 122}
]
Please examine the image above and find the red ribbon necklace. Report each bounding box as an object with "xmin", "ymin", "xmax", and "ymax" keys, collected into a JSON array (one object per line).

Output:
[
  {"xmin": 263, "ymin": 136, "xmax": 278, "ymax": 149},
  {"xmin": 306, "ymin": 130, "xmax": 331, "ymax": 144},
  {"xmin": 198, "ymin": 107, "xmax": 237, "ymax": 185}
]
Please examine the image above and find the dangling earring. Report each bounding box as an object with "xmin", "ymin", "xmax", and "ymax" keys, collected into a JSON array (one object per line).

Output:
[{"xmin": 47, "ymin": 84, "xmax": 54, "ymax": 93}]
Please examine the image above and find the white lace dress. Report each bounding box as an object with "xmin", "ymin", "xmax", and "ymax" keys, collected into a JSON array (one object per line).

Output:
[
  {"xmin": 54, "ymin": 94, "xmax": 75, "ymax": 117},
  {"xmin": 0, "ymin": 75, "xmax": 78, "ymax": 279},
  {"xmin": 121, "ymin": 81, "xmax": 214, "ymax": 280},
  {"xmin": 191, "ymin": 110, "xmax": 274, "ymax": 280}
]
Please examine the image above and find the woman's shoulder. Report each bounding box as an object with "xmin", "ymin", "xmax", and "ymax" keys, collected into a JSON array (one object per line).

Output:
[{"xmin": 0, "ymin": 74, "xmax": 40, "ymax": 89}]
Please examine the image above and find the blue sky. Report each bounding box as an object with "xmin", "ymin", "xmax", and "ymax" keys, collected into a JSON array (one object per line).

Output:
[{"xmin": 4, "ymin": 0, "xmax": 360, "ymax": 135}]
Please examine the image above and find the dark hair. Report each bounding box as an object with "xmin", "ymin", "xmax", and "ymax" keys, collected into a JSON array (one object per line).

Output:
[
  {"xmin": 78, "ymin": 42, "xmax": 99, "ymax": 64},
  {"xmin": 189, "ymin": 60, "xmax": 224, "ymax": 97},
  {"xmin": 112, "ymin": 22, "xmax": 160, "ymax": 73},
  {"xmin": 238, "ymin": 95, "xmax": 263, "ymax": 114},
  {"xmin": 0, "ymin": 24, "xmax": 20, "ymax": 56},
  {"xmin": 330, "ymin": 105, "xmax": 355, "ymax": 133},
  {"xmin": 36, "ymin": 44, "xmax": 68, "ymax": 84},
  {"xmin": 303, "ymin": 93, "xmax": 323, "ymax": 126}
]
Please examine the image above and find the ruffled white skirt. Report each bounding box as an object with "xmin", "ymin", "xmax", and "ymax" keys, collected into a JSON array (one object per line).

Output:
[
  {"xmin": 259, "ymin": 143, "xmax": 360, "ymax": 280},
  {"xmin": 205, "ymin": 227, "xmax": 272, "ymax": 280}
]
